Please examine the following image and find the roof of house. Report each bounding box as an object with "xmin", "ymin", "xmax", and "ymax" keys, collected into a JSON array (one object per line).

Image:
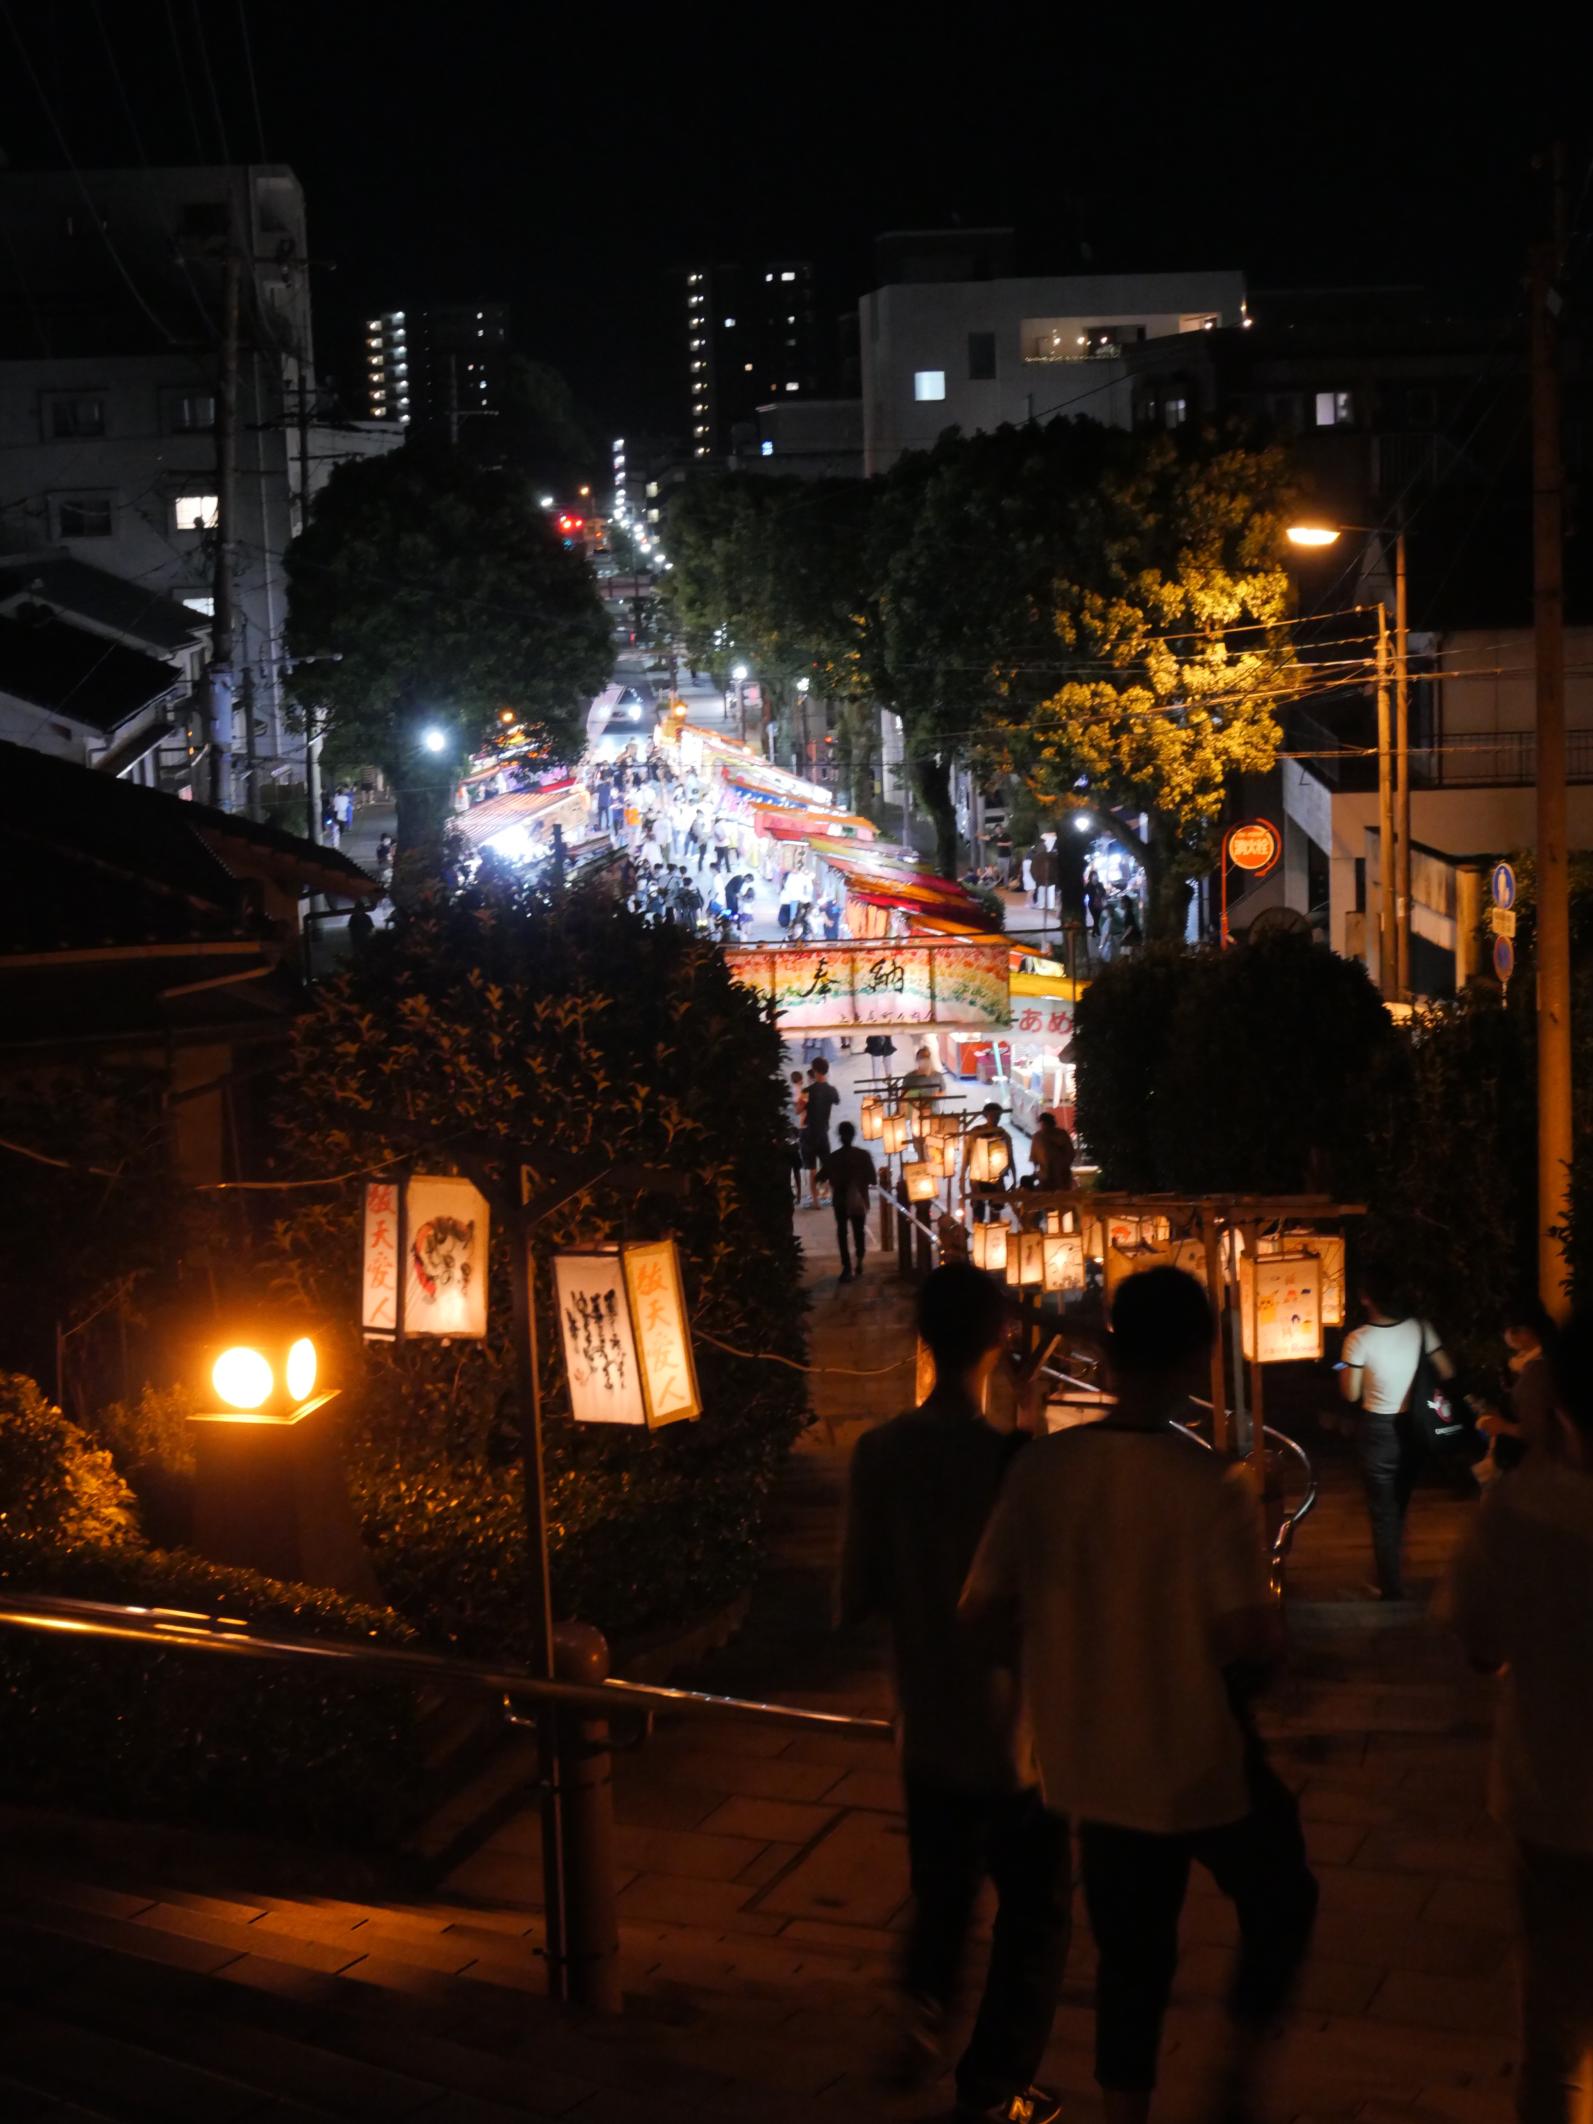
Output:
[
  {"xmin": 0, "ymin": 738, "xmax": 376, "ymax": 959},
  {"xmin": 0, "ymin": 612, "xmax": 183, "ymax": 734},
  {"xmin": 0, "ymin": 553, "xmax": 206, "ymax": 655}
]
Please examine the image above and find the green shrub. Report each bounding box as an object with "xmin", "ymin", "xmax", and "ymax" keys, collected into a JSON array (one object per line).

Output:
[
  {"xmin": 0, "ymin": 1372, "xmax": 138, "ymax": 1547},
  {"xmin": 89, "ymin": 1382, "xmax": 196, "ymax": 1547},
  {"xmin": 0, "ymin": 1522, "xmax": 428, "ymax": 1845},
  {"xmin": 1075, "ymin": 935, "xmax": 1404, "ymax": 1200}
]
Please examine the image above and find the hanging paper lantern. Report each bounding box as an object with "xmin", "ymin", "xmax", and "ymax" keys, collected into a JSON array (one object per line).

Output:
[
  {"xmin": 903, "ymin": 1160, "xmax": 938, "ymax": 1204},
  {"xmin": 552, "ymin": 1240, "xmax": 701, "ymax": 1426},
  {"xmin": 881, "ymin": 1112, "xmax": 909, "ymax": 1155},
  {"xmin": 967, "ymin": 1133, "xmax": 1010, "ymax": 1185},
  {"xmin": 971, "ymin": 1221, "xmax": 1008, "ymax": 1274},
  {"xmin": 929, "ymin": 1134, "xmax": 960, "ymax": 1177},
  {"xmin": 859, "ymin": 1097, "xmax": 884, "ymax": 1142},
  {"xmin": 1006, "ymin": 1230, "xmax": 1044, "ymax": 1287},
  {"xmin": 1042, "ymin": 1232, "xmax": 1086, "ymax": 1293}
]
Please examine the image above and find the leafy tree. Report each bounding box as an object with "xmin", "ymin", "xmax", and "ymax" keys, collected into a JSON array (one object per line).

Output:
[
  {"xmin": 470, "ymin": 356, "xmax": 600, "ymax": 493},
  {"xmin": 868, "ymin": 421, "xmax": 1113, "ymax": 876},
  {"xmin": 284, "ymin": 448, "xmax": 612, "ymax": 881},
  {"xmin": 664, "ymin": 474, "xmax": 872, "ymax": 761},
  {"xmin": 990, "ymin": 428, "xmax": 1303, "ymax": 939},
  {"xmin": 267, "ymin": 878, "xmax": 808, "ymax": 1648}
]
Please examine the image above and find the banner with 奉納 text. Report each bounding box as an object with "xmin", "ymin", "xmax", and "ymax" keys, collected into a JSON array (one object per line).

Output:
[{"xmin": 724, "ymin": 941, "xmax": 1008, "ymax": 1029}]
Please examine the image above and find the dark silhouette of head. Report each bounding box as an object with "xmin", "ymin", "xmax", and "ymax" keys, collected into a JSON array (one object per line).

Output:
[{"xmin": 918, "ymin": 1263, "xmax": 1008, "ymax": 1385}]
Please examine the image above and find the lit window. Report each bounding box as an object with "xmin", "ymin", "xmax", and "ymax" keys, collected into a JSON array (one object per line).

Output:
[
  {"xmin": 1164, "ymin": 396, "xmax": 1188, "ymax": 429},
  {"xmin": 744, "ymin": 362, "xmax": 753, "ymax": 373},
  {"xmin": 914, "ymin": 370, "xmax": 947, "ymax": 402},
  {"xmin": 394, "ymin": 311, "xmax": 405, "ymax": 322},
  {"xmin": 55, "ymin": 492, "xmax": 114, "ymax": 538},
  {"xmin": 173, "ymin": 493, "xmax": 219, "ymax": 532},
  {"xmin": 1315, "ymin": 389, "xmax": 1355, "ymax": 427},
  {"xmin": 476, "ymin": 310, "xmax": 483, "ymax": 319},
  {"xmin": 400, "ymin": 413, "xmax": 410, "ymax": 424},
  {"xmin": 765, "ymin": 272, "xmax": 773, "ymax": 283},
  {"xmin": 366, "ymin": 318, "xmax": 379, "ymax": 330},
  {"xmin": 724, "ymin": 316, "xmax": 736, "ymax": 327},
  {"xmin": 182, "ymin": 593, "xmax": 215, "ymax": 617},
  {"xmin": 785, "ymin": 381, "xmax": 799, "ymax": 392},
  {"xmin": 780, "ymin": 270, "xmax": 795, "ymax": 282},
  {"xmin": 171, "ymin": 392, "xmax": 216, "ymax": 432},
  {"xmin": 761, "ymin": 440, "xmax": 774, "ymax": 457}
]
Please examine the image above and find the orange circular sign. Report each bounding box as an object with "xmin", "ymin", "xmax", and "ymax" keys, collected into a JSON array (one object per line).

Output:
[{"xmin": 1227, "ymin": 820, "xmax": 1280, "ymax": 873}]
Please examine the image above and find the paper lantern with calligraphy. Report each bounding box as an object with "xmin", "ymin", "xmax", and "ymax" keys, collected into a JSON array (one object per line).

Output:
[
  {"xmin": 1005, "ymin": 1230, "xmax": 1044, "ymax": 1287},
  {"xmin": 971, "ymin": 1221, "xmax": 1007, "ymax": 1274},
  {"xmin": 859, "ymin": 1097, "xmax": 884, "ymax": 1141},
  {"xmin": 903, "ymin": 1160, "xmax": 938, "ymax": 1204},
  {"xmin": 1042, "ymin": 1232, "xmax": 1086, "ymax": 1293},
  {"xmin": 553, "ymin": 1240, "xmax": 700, "ymax": 1427},
  {"xmin": 967, "ymin": 1132, "xmax": 1010, "ymax": 1185},
  {"xmin": 927, "ymin": 1133, "xmax": 960, "ymax": 1177},
  {"xmin": 363, "ymin": 1175, "xmax": 491, "ymax": 1340},
  {"xmin": 881, "ymin": 1112, "xmax": 909, "ymax": 1156},
  {"xmin": 1239, "ymin": 1251, "xmax": 1324, "ymax": 1364}
]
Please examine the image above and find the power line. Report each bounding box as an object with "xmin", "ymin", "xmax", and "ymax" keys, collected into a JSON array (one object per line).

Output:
[
  {"xmin": 236, "ymin": 0, "xmax": 268, "ymax": 160},
  {"xmin": 162, "ymin": 0, "xmax": 209, "ymax": 162},
  {"xmin": 0, "ymin": 1, "xmax": 180, "ymax": 348},
  {"xmin": 187, "ymin": 0, "xmax": 234, "ymax": 164}
]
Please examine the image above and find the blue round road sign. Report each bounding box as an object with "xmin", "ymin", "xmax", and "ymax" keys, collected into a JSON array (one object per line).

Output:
[
  {"xmin": 1490, "ymin": 861, "xmax": 1517, "ymax": 911},
  {"xmin": 1493, "ymin": 934, "xmax": 1516, "ymax": 983}
]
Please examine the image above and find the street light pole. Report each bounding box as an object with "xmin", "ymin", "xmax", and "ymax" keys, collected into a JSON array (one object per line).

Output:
[
  {"xmin": 1375, "ymin": 605, "xmax": 1397, "ymax": 996},
  {"xmin": 1394, "ymin": 521, "xmax": 1412, "ymax": 999},
  {"xmin": 1532, "ymin": 223, "xmax": 1571, "ymax": 1312}
]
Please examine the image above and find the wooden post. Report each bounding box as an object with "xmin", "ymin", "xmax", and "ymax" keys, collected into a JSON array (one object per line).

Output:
[
  {"xmin": 1243, "ymin": 1220, "xmax": 1265, "ymax": 1473},
  {"xmin": 1202, "ymin": 1210, "xmax": 1229, "ymax": 1453},
  {"xmin": 896, "ymin": 1175, "xmax": 913, "ymax": 1278}
]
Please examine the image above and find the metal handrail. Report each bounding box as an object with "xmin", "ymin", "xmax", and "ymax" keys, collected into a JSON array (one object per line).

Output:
[{"xmin": 0, "ymin": 1590, "xmax": 892, "ymax": 1741}]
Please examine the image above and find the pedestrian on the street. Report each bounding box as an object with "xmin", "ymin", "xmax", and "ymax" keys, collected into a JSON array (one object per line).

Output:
[
  {"xmin": 822, "ymin": 1120, "xmax": 876, "ymax": 1284},
  {"xmin": 1443, "ymin": 1312, "xmax": 1593, "ymax": 2123},
  {"xmin": 964, "ymin": 1104, "xmax": 1014, "ymax": 1224},
  {"xmin": 799, "ymin": 1056, "xmax": 839, "ymax": 1208},
  {"xmin": 964, "ymin": 1267, "xmax": 1318, "ymax": 2124},
  {"xmin": 902, "ymin": 1045, "xmax": 945, "ymax": 1106},
  {"xmin": 840, "ymin": 1263, "xmax": 1068, "ymax": 2124},
  {"xmin": 788, "ymin": 1071, "xmax": 808, "ymax": 1204},
  {"xmin": 711, "ymin": 816, "xmax": 731, "ymax": 873},
  {"xmin": 994, "ymin": 827, "xmax": 1014, "ymax": 884},
  {"xmin": 1473, "ymin": 1296, "xmax": 1558, "ymax": 1481},
  {"xmin": 373, "ymin": 833, "xmax": 395, "ymax": 886},
  {"xmin": 639, "ymin": 829, "xmax": 664, "ymax": 873},
  {"xmin": 346, "ymin": 903, "xmax": 374, "ymax": 952},
  {"xmin": 1029, "ymin": 1113, "xmax": 1075, "ymax": 1193},
  {"xmin": 594, "ymin": 769, "xmax": 613, "ymax": 833},
  {"xmin": 1338, "ymin": 1263, "xmax": 1458, "ymax": 1600}
]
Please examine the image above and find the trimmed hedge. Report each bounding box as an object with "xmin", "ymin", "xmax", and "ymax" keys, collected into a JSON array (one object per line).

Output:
[{"xmin": 0, "ymin": 1527, "xmax": 427, "ymax": 1846}]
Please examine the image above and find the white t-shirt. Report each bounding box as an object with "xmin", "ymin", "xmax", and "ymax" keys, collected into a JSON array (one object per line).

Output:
[
  {"xmin": 964, "ymin": 1423, "xmax": 1267, "ymax": 1833},
  {"xmin": 1341, "ymin": 1317, "xmax": 1441, "ymax": 1415}
]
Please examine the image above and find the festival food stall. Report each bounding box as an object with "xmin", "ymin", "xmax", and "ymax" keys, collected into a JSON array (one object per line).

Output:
[
  {"xmin": 1002, "ymin": 965, "xmax": 1084, "ymax": 1131},
  {"xmin": 452, "ymin": 778, "xmax": 593, "ymax": 863}
]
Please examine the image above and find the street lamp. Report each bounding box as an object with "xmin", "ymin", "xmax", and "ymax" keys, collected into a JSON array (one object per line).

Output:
[
  {"xmin": 421, "ymin": 726, "xmax": 448, "ymax": 754},
  {"xmin": 1285, "ymin": 516, "xmax": 1410, "ymax": 998}
]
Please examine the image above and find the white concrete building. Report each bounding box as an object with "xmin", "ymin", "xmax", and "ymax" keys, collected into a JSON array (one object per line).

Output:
[
  {"xmin": 1258, "ymin": 627, "xmax": 1593, "ymax": 994},
  {"xmin": 0, "ymin": 164, "xmax": 400, "ymax": 815},
  {"xmin": 860, "ymin": 266, "xmax": 1247, "ymax": 474}
]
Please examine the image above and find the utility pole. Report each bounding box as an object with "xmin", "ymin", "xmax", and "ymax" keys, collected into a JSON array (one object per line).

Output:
[
  {"xmin": 1375, "ymin": 605, "xmax": 1396, "ymax": 994},
  {"xmin": 1394, "ymin": 519, "xmax": 1412, "ymax": 998},
  {"xmin": 1532, "ymin": 156, "xmax": 1571, "ymax": 1313},
  {"xmin": 205, "ymin": 248, "xmax": 242, "ymax": 812}
]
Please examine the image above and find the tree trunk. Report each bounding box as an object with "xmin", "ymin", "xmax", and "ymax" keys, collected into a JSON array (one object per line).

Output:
[
  {"xmin": 913, "ymin": 751, "xmax": 958, "ymax": 878},
  {"xmin": 1139, "ymin": 819, "xmax": 1193, "ymax": 944},
  {"xmin": 393, "ymin": 770, "xmax": 453, "ymax": 905}
]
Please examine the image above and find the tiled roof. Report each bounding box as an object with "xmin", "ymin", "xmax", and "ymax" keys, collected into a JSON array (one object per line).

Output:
[
  {"xmin": 0, "ymin": 612, "xmax": 183, "ymax": 734},
  {"xmin": 0, "ymin": 553, "xmax": 206, "ymax": 655}
]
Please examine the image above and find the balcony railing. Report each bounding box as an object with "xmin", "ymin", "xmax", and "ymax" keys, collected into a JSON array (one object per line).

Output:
[{"xmin": 1437, "ymin": 728, "xmax": 1593, "ymax": 786}]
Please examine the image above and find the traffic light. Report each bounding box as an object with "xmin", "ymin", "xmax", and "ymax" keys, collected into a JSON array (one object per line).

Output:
[{"xmin": 556, "ymin": 512, "xmax": 587, "ymax": 548}]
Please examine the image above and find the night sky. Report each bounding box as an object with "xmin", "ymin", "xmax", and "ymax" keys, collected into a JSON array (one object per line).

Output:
[{"xmin": 0, "ymin": 3, "xmax": 1563, "ymax": 446}]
